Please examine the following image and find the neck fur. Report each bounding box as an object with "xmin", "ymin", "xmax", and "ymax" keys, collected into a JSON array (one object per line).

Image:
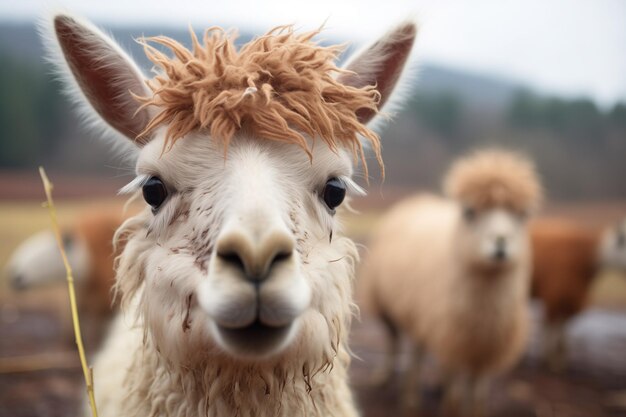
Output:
[{"xmin": 117, "ymin": 331, "xmax": 355, "ymax": 417}]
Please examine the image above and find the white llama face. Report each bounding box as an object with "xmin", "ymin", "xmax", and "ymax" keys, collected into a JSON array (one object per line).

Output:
[
  {"xmin": 47, "ymin": 13, "xmax": 415, "ymax": 363},
  {"xmin": 458, "ymin": 207, "xmax": 529, "ymax": 270},
  {"xmin": 600, "ymin": 219, "xmax": 626, "ymax": 271},
  {"xmin": 127, "ymin": 132, "xmax": 360, "ymax": 358}
]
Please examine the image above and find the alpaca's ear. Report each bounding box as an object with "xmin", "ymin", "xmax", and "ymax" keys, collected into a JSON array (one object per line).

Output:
[
  {"xmin": 338, "ymin": 21, "xmax": 417, "ymax": 124},
  {"xmin": 48, "ymin": 14, "xmax": 152, "ymax": 145}
]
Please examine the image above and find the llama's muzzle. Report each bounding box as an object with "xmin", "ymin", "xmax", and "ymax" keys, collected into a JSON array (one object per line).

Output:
[{"xmin": 196, "ymin": 219, "xmax": 311, "ymax": 357}]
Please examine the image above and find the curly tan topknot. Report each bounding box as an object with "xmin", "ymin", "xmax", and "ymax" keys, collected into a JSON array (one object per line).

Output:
[
  {"xmin": 444, "ymin": 150, "xmax": 542, "ymax": 214},
  {"xmin": 135, "ymin": 26, "xmax": 383, "ymax": 175}
]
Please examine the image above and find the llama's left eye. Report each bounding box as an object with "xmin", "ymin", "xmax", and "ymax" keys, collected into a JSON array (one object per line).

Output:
[
  {"xmin": 322, "ymin": 178, "xmax": 346, "ymax": 211},
  {"xmin": 463, "ymin": 206, "xmax": 476, "ymax": 221},
  {"xmin": 142, "ymin": 176, "xmax": 168, "ymax": 211}
]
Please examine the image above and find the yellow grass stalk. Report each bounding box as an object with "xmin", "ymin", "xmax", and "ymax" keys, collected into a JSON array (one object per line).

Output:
[{"xmin": 39, "ymin": 167, "xmax": 98, "ymax": 417}]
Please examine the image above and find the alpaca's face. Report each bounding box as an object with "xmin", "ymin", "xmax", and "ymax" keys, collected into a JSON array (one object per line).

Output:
[
  {"xmin": 6, "ymin": 230, "xmax": 89, "ymax": 289},
  {"xmin": 600, "ymin": 219, "xmax": 626, "ymax": 270},
  {"xmin": 126, "ymin": 132, "xmax": 360, "ymax": 359},
  {"xmin": 457, "ymin": 207, "xmax": 529, "ymax": 270}
]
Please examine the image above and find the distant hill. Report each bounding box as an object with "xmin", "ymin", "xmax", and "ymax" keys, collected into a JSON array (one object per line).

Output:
[{"xmin": 0, "ymin": 20, "xmax": 521, "ymax": 110}]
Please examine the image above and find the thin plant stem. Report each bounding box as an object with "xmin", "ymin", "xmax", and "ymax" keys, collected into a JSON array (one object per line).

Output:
[{"xmin": 38, "ymin": 166, "xmax": 98, "ymax": 417}]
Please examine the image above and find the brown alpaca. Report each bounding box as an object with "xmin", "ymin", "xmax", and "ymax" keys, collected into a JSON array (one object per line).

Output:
[
  {"xmin": 73, "ymin": 212, "xmax": 125, "ymax": 317},
  {"xmin": 359, "ymin": 150, "xmax": 542, "ymax": 416},
  {"xmin": 530, "ymin": 217, "xmax": 626, "ymax": 370}
]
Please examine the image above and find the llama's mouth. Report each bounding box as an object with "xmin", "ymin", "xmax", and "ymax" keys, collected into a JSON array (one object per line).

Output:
[{"xmin": 216, "ymin": 320, "xmax": 294, "ymax": 358}]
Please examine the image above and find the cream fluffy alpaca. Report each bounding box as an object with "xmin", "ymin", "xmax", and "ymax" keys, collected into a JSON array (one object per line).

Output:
[
  {"xmin": 359, "ymin": 150, "xmax": 542, "ymax": 415},
  {"xmin": 43, "ymin": 13, "xmax": 416, "ymax": 417}
]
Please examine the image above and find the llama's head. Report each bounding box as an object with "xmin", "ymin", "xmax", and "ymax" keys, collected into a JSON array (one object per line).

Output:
[
  {"xmin": 6, "ymin": 229, "xmax": 89, "ymax": 290},
  {"xmin": 48, "ymin": 15, "xmax": 415, "ymax": 365},
  {"xmin": 600, "ymin": 218, "xmax": 626, "ymax": 271},
  {"xmin": 444, "ymin": 150, "xmax": 542, "ymax": 272}
]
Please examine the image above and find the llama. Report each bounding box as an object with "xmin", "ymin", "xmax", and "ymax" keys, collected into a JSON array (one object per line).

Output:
[
  {"xmin": 6, "ymin": 210, "xmax": 125, "ymax": 345},
  {"xmin": 530, "ymin": 216, "xmax": 626, "ymax": 370},
  {"xmin": 44, "ymin": 14, "xmax": 416, "ymax": 417},
  {"xmin": 359, "ymin": 150, "xmax": 542, "ymax": 415}
]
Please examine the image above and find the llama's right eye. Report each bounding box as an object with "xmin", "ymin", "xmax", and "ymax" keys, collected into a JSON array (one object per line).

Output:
[
  {"xmin": 322, "ymin": 178, "xmax": 347, "ymax": 212},
  {"xmin": 142, "ymin": 176, "xmax": 168, "ymax": 211}
]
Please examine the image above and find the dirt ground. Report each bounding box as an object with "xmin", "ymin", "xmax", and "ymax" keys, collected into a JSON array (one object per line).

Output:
[
  {"xmin": 1, "ymin": 298, "xmax": 625, "ymax": 417},
  {"xmin": 351, "ymin": 306, "xmax": 626, "ymax": 417}
]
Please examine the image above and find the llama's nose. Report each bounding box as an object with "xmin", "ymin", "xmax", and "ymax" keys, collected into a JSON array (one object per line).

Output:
[
  {"xmin": 216, "ymin": 229, "xmax": 294, "ymax": 283},
  {"xmin": 493, "ymin": 236, "xmax": 507, "ymax": 261}
]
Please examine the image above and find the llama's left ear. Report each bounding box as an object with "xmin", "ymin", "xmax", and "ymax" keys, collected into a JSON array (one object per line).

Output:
[
  {"xmin": 338, "ymin": 21, "xmax": 417, "ymax": 125},
  {"xmin": 45, "ymin": 14, "xmax": 153, "ymax": 146}
]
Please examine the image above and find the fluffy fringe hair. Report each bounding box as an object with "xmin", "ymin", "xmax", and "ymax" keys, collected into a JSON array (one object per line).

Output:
[
  {"xmin": 134, "ymin": 26, "xmax": 383, "ymax": 177},
  {"xmin": 444, "ymin": 149, "xmax": 543, "ymax": 214}
]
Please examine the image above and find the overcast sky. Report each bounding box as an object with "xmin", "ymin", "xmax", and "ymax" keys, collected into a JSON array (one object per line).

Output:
[{"xmin": 2, "ymin": 0, "xmax": 625, "ymax": 107}]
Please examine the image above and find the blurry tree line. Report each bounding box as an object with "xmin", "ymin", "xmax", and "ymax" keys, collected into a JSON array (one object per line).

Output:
[
  {"xmin": 0, "ymin": 50, "xmax": 65, "ymax": 168},
  {"xmin": 407, "ymin": 89, "xmax": 626, "ymax": 147},
  {"xmin": 0, "ymin": 48, "xmax": 120, "ymax": 175},
  {"xmin": 378, "ymin": 88, "xmax": 626, "ymax": 200},
  {"xmin": 0, "ymin": 29, "xmax": 625, "ymax": 200}
]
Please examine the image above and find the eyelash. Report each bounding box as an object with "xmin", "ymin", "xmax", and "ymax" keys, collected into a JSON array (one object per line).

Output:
[
  {"xmin": 335, "ymin": 176, "xmax": 365, "ymax": 196},
  {"xmin": 119, "ymin": 174, "xmax": 150, "ymax": 195}
]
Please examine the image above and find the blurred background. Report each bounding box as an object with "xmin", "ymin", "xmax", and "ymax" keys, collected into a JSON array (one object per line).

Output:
[{"xmin": 0, "ymin": 1, "xmax": 625, "ymax": 416}]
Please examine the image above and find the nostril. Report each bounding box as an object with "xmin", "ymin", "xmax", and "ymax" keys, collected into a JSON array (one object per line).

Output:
[
  {"xmin": 272, "ymin": 251, "xmax": 292, "ymax": 264},
  {"xmin": 218, "ymin": 251, "xmax": 246, "ymax": 272},
  {"xmin": 493, "ymin": 237, "xmax": 507, "ymax": 261}
]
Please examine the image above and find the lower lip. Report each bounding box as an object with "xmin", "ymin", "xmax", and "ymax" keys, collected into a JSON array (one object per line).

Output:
[{"xmin": 217, "ymin": 320, "xmax": 293, "ymax": 356}]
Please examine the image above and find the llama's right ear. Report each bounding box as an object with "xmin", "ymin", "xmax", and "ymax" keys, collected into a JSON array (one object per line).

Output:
[
  {"xmin": 46, "ymin": 14, "xmax": 153, "ymax": 146},
  {"xmin": 338, "ymin": 21, "xmax": 417, "ymax": 126}
]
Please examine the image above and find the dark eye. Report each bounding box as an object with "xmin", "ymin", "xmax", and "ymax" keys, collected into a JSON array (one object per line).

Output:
[
  {"xmin": 463, "ymin": 206, "xmax": 476, "ymax": 221},
  {"xmin": 322, "ymin": 178, "xmax": 346, "ymax": 211},
  {"xmin": 142, "ymin": 176, "xmax": 168, "ymax": 211}
]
